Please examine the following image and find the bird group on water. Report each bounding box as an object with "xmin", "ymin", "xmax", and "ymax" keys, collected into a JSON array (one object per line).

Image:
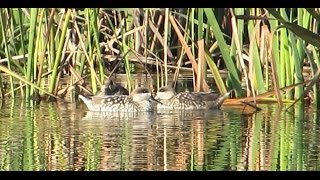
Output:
[{"xmin": 78, "ymin": 78, "xmax": 231, "ymax": 113}]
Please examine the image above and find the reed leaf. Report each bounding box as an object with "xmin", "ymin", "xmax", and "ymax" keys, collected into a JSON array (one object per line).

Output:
[
  {"xmin": 89, "ymin": 8, "xmax": 104, "ymax": 83},
  {"xmin": 267, "ymin": 8, "xmax": 320, "ymax": 48},
  {"xmin": 169, "ymin": 14, "xmax": 210, "ymax": 90},
  {"xmin": 0, "ymin": 10, "xmax": 15, "ymax": 98},
  {"xmin": 230, "ymin": 9, "xmax": 250, "ymax": 96},
  {"xmin": 163, "ymin": 8, "xmax": 169, "ymax": 85},
  {"xmin": 0, "ymin": 65, "xmax": 57, "ymax": 99},
  {"xmin": 247, "ymin": 15, "xmax": 266, "ymax": 95},
  {"xmin": 305, "ymin": 8, "xmax": 320, "ymax": 23},
  {"xmin": 17, "ymin": 9, "xmax": 27, "ymax": 75},
  {"xmin": 205, "ymin": 50, "xmax": 227, "ymax": 94},
  {"xmin": 85, "ymin": 9, "xmax": 98, "ymax": 94},
  {"xmin": 25, "ymin": 8, "xmax": 39, "ymax": 99},
  {"xmin": 204, "ymin": 8, "xmax": 244, "ymax": 97},
  {"xmin": 48, "ymin": 9, "xmax": 71, "ymax": 94}
]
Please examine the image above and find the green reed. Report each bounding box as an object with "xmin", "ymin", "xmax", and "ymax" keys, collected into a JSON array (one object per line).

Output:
[
  {"xmin": 268, "ymin": 8, "xmax": 320, "ymax": 102},
  {"xmin": 0, "ymin": 8, "xmax": 319, "ymax": 107},
  {"xmin": 0, "ymin": 10, "xmax": 15, "ymax": 98},
  {"xmin": 25, "ymin": 9, "xmax": 38, "ymax": 99},
  {"xmin": 48, "ymin": 9, "xmax": 71, "ymax": 95},
  {"xmin": 89, "ymin": 8, "xmax": 104, "ymax": 83},
  {"xmin": 204, "ymin": 8, "xmax": 244, "ymax": 97}
]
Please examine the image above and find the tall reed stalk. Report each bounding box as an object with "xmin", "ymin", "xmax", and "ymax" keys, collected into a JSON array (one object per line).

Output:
[
  {"xmin": 0, "ymin": 8, "xmax": 318, "ymax": 106},
  {"xmin": 48, "ymin": 9, "xmax": 71, "ymax": 95}
]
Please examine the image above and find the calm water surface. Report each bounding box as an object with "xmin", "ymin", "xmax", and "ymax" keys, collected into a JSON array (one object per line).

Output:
[{"xmin": 0, "ymin": 97, "xmax": 319, "ymax": 171}]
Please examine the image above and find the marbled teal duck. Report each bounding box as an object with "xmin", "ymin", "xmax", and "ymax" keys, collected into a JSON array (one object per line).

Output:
[
  {"xmin": 79, "ymin": 87, "xmax": 159, "ymax": 112},
  {"xmin": 155, "ymin": 85, "xmax": 230, "ymax": 110}
]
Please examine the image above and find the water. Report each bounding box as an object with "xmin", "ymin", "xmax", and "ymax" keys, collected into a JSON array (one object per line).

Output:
[
  {"xmin": 0, "ymin": 74, "xmax": 318, "ymax": 171},
  {"xmin": 0, "ymin": 96, "xmax": 319, "ymax": 171}
]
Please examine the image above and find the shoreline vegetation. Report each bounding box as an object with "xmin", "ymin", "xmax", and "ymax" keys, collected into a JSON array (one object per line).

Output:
[{"xmin": 0, "ymin": 8, "xmax": 319, "ymax": 110}]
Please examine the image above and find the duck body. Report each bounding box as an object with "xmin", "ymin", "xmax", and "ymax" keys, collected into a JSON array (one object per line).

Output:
[
  {"xmin": 79, "ymin": 87, "xmax": 155, "ymax": 112},
  {"xmin": 155, "ymin": 85, "xmax": 230, "ymax": 110}
]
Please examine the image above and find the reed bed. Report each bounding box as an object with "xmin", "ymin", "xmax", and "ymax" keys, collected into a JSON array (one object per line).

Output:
[{"xmin": 0, "ymin": 8, "xmax": 319, "ymax": 108}]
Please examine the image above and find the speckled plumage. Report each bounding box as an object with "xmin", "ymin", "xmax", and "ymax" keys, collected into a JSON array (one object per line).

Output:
[
  {"xmin": 155, "ymin": 85, "xmax": 230, "ymax": 110},
  {"xmin": 79, "ymin": 87, "xmax": 154, "ymax": 112}
]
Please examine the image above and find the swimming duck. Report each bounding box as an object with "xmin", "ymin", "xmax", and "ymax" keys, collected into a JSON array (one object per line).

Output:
[
  {"xmin": 155, "ymin": 85, "xmax": 230, "ymax": 110},
  {"xmin": 79, "ymin": 87, "xmax": 159, "ymax": 112}
]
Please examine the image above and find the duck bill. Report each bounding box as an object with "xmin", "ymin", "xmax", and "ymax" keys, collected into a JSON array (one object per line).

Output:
[{"xmin": 148, "ymin": 95, "xmax": 163, "ymax": 104}]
